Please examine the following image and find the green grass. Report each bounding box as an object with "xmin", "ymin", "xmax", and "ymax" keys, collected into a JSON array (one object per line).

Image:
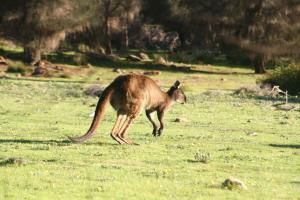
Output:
[{"xmin": 0, "ymin": 47, "xmax": 300, "ymax": 199}]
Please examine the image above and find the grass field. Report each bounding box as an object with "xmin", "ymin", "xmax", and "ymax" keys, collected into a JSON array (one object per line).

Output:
[{"xmin": 0, "ymin": 50, "xmax": 300, "ymax": 199}]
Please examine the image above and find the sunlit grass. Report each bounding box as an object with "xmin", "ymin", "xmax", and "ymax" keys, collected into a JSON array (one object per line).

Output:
[
  {"xmin": 0, "ymin": 71, "xmax": 299, "ymax": 199},
  {"xmin": 0, "ymin": 45, "xmax": 299, "ymax": 199}
]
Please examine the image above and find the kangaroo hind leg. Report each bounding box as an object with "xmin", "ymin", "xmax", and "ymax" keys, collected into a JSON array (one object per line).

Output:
[
  {"xmin": 110, "ymin": 113, "xmax": 127, "ymax": 144},
  {"xmin": 118, "ymin": 103, "xmax": 143, "ymax": 145},
  {"xmin": 118, "ymin": 115, "xmax": 137, "ymax": 145}
]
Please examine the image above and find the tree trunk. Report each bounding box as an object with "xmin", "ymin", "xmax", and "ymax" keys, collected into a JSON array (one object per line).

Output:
[
  {"xmin": 121, "ymin": 11, "xmax": 129, "ymax": 51},
  {"xmin": 178, "ymin": 31, "xmax": 186, "ymax": 49},
  {"xmin": 23, "ymin": 45, "xmax": 41, "ymax": 64},
  {"xmin": 104, "ymin": 16, "xmax": 112, "ymax": 55},
  {"xmin": 253, "ymin": 55, "xmax": 266, "ymax": 74},
  {"xmin": 103, "ymin": 1, "xmax": 113, "ymax": 55},
  {"xmin": 105, "ymin": 41, "xmax": 112, "ymax": 55}
]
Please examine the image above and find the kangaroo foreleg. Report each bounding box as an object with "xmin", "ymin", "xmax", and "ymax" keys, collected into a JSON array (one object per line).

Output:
[
  {"xmin": 157, "ymin": 111, "xmax": 165, "ymax": 136},
  {"xmin": 146, "ymin": 110, "xmax": 158, "ymax": 136}
]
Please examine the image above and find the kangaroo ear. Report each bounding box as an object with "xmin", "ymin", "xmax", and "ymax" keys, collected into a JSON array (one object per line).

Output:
[{"xmin": 174, "ymin": 80, "xmax": 181, "ymax": 88}]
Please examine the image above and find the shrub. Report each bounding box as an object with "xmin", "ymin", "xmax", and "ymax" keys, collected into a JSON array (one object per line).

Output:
[
  {"xmin": 0, "ymin": 157, "xmax": 27, "ymax": 166},
  {"xmin": 6, "ymin": 64, "xmax": 27, "ymax": 74},
  {"xmin": 73, "ymin": 53, "xmax": 88, "ymax": 66},
  {"xmin": 194, "ymin": 152, "xmax": 211, "ymax": 163},
  {"xmin": 234, "ymin": 84, "xmax": 273, "ymax": 97},
  {"xmin": 262, "ymin": 63, "xmax": 300, "ymax": 95}
]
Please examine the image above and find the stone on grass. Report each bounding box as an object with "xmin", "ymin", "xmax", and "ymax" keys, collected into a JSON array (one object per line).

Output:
[
  {"xmin": 0, "ymin": 56, "xmax": 8, "ymax": 66},
  {"xmin": 138, "ymin": 52, "xmax": 151, "ymax": 61},
  {"xmin": 222, "ymin": 177, "xmax": 247, "ymax": 190},
  {"xmin": 32, "ymin": 66, "xmax": 48, "ymax": 77},
  {"xmin": 155, "ymin": 56, "xmax": 167, "ymax": 64},
  {"xmin": 274, "ymin": 104, "xmax": 296, "ymax": 111},
  {"xmin": 127, "ymin": 54, "xmax": 142, "ymax": 62},
  {"xmin": 142, "ymin": 71, "xmax": 161, "ymax": 76},
  {"xmin": 247, "ymin": 132, "xmax": 258, "ymax": 136},
  {"xmin": 174, "ymin": 117, "xmax": 189, "ymax": 123},
  {"xmin": 0, "ymin": 72, "xmax": 8, "ymax": 78},
  {"xmin": 113, "ymin": 68, "xmax": 123, "ymax": 74},
  {"xmin": 84, "ymin": 85, "xmax": 104, "ymax": 97}
]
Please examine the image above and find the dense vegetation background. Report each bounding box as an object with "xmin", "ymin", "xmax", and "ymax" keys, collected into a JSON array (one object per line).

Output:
[{"xmin": 1, "ymin": 0, "xmax": 300, "ymax": 74}]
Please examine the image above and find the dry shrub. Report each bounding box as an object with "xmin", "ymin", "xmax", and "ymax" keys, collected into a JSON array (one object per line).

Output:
[
  {"xmin": 0, "ymin": 157, "xmax": 27, "ymax": 166},
  {"xmin": 6, "ymin": 65, "xmax": 27, "ymax": 74},
  {"xmin": 234, "ymin": 84, "xmax": 273, "ymax": 97},
  {"xmin": 194, "ymin": 152, "xmax": 211, "ymax": 163}
]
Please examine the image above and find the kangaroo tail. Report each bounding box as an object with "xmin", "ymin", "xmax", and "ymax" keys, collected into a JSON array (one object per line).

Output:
[{"xmin": 67, "ymin": 88, "xmax": 113, "ymax": 143}]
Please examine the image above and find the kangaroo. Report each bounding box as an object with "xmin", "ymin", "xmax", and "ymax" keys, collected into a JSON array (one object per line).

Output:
[{"xmin": 68, "ymin": 74, "xmax": 186, "ymax": 144}]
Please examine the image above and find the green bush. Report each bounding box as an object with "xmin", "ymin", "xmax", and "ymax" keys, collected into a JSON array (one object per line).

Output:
[
  {"xmin": 6, "ymin": 64, "xmax": 27, "ymax": 74},
  {"xmin": 262, "ymin": 63, "xmax": 300, "ymax": 95},
  {"xmin": 73, "ymin": 53, "xmax": 88, "ymax": 66}
]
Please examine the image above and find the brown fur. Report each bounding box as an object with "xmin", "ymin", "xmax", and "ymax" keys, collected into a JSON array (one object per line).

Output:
[{"xmin": 68, "ymin": 74, "xmax": 186, "ymax": 144}]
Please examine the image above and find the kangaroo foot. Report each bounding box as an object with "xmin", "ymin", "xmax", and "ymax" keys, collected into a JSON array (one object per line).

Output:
[
  {"xmin": 120, "ymin": 137, "xmax": 138, "ymax": 145},
  {"xmin": 157, "ymin": 129, "xmax": 163, "ymax": 137},
  {"xmin": 111, "ymin": 134, "xmax": 126, "ymax": 144},
  {"xmin": 152, "ymin": 129, "xmax": 158, "ymax": 137}
]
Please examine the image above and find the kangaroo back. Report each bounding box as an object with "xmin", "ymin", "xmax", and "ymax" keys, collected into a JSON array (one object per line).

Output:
[{"xmin": 67, "ymin": 87, "xmax": 113, "ymax": 143}]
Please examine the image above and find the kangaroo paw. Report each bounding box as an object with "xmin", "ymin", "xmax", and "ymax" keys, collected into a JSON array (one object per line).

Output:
[
  {"xmin": 157, "ymin": 130, "xmax": 163, "ymax": 137},
  {"xmin": 120, "ymin": 137, "xmax": 137, "ymax": 145},
  {"xmin": 111, "ymin": 134, "xmax": 126, "ymax": 144}
]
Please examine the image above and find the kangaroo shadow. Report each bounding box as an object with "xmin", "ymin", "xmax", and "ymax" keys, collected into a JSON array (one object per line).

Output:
[
  {"xmin": 269, "ymin": 144, "xmax": 300, "ymax": 149},
  {"xmin": 0, "ymin": 139, "xmax": 71, "ymax": 145},
  {"xmin": 291, "ymin": 181, "xmax": 300, "ymax": 184},
  {"xmin": 0, "ymin": 138, "xmax": 118, "ymax": 146}
]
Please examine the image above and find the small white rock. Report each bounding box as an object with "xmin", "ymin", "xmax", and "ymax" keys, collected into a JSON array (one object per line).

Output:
[{"xmin": 247, "ymin": 132, "xmax": 258, "ymax": 136}]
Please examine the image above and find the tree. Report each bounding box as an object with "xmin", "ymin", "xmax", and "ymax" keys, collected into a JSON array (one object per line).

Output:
[
  {"xmin": 222, "ymin": 0, "xmax": 300, "ymax": 73},
  {"xmin": 0, "ymin": 0, "xmax": 101, "ymax": 63},
  {"xmin": 100, "ymin": 0, "xmax": 122, "ymax": 55},
  {"xmin": 120, "ymin": 0, "xmax": 141, "ymax": 50},
  {"xmin": 142, "ymin": 0, "xmax": 232, "ymax": 48},
  {"xmin": 142, "ymin": 0, "xmax": 300, "ymax": 73},
  {"xmin": 141, "ymin": 0, "xmax": 189, "ymax": 47},
  {"xmin": 99, "ymin": 0, "xmax": 141, "ymax": 54}
]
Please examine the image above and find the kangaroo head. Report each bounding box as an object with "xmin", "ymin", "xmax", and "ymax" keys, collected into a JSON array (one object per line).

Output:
[{"xmin": 168, "ymin": 80, "xmax": 187, "ymax": 104}]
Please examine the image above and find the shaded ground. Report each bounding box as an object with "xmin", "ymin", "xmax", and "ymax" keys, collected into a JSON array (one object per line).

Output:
[{"xmin": 0, "ymin": 47, "xmax": 254, "ymax": 75}]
